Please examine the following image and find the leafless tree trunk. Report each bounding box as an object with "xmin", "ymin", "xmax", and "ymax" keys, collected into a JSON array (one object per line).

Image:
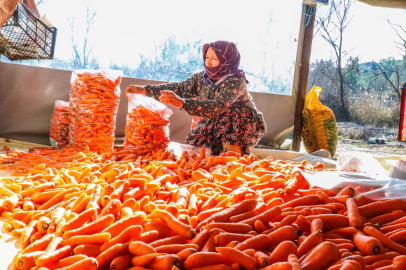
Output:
[
  {"xmin": 68, "ymin": 6, "xmax": 98, "ymax": 69},
  {"xmin": 316, "ymin": 0, "xmax": 355, "ymax": 121}
]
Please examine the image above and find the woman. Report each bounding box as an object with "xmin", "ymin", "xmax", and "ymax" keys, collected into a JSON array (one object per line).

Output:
[{"xmin": 126, "ymin": 40, "xmax": 266, "ymax": 155}]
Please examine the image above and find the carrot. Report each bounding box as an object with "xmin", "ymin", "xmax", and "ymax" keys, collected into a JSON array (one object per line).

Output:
[
  {"xmin": 196, "ymin": 199, "xmax": 257, "ymax": 231},
  {"xmin": 389, "ymin": 229, "xmax": 406, "ymax": 243},
  {"xmin": 269, "ymin": 240, "xmax": 298, "ymax": 264},
  {"xmin": 156, "ymin": 244, "xmax": 199, "ymax": 254},
  {"xmin": 363, "ymin": 226, "xmax": 406, "ymax": 255},
  {"xmin": 296, "ymin": 215, "xmax": 311, "ymax": 232},
  {"xmin": 72, "ymin": 244, "xmax": 102, "ymax": 257},
  {"xmin": 96, "ymin": 243, "xmax": 130, "ymax": 269},
  {"xmin": 393, "ymin": 255, "xmax": 406, "ymax": 269},
  {"xmin": 132, "ymin": 253, "xmax": 163, "ymax": 266},
  {"xmin": 148, "ymin": 209, "xmax": 196, "ymax": 239},
  {"xmin": 216, "ymin": 247, "xmax": 257, "ymax": 270},
  {"xmin": 198, "ymin": 208, "xmax": 225, "ymax": 222},
  {"xmin": 63, "ymin": 214, "xmax": 115, "ymax": 239},
  {"xmin": 325, "ymin": 227, "xmax": 357, "ymax": 236},
  {"xmin": 369, "ymin": 210, "xmax": 406, "ymax": 227},
  {"xmin": 18, "ymin": 251, "xmax": 44, "ymax": 270},
  {"xmin": 346, "ymin": 198, "xmax": 363, "ymax": 229},
  {"xmin": 37, "ymin": 187, "xmax": 80, "ymax": 210},
  {"xmin": 297, "ymin": 230, "xmax": 323, "ymax": 257},
  {"xmin": 99, "ymin": 198, "xmax": 122, "ymax": 220},
  {"xmin": 229, "ymin": 211, "xmax": 257, "ymax": 223},
  {"xmin": 100, "ymin": 225, "xmax": 142, "ymax": 252},
  {"xmin": 364, "ymin": 252, "xmax": 399, "ymax": 265},
  {"xmin": 55, "ymin": 257, "xmax": 98, "ymax": 270},
  {"xmin": 234, "ymin": 234, "xmax": 272, "ymax": 251},
  {"xmin": 23, "ymin": 233, "xmax": 55, "ymax": 254},
  {"xmin": 213, "ymin": 233, "xmax": 254, "ymax": 246},
  {"xmin": 61, "ymin": 232, "xmax": 111, "ymax": 247},
  {"xmin": 201, "ymin": 235, "xmax": 216, "ymax": 252},
  {"xmin": 288, "ymin": 254, "xmax": 301, "ymax": 270},
  {"xmin": 336, "ymin": 260, "xmax": 362, "ymax": 270},
  {"xmin": 149, "ymin": 235, "xmax": 186, "ymax": 248},
  {"xmin": 306, "ymin": 215, "xmax": 349, "ymax": 230},
  {"xmin": 177, "ymin": 248, "xmax": 198, "ymax": 262},
  {"xmin": 310, "ymin": 219, "xmax": 324, "ymax": 234},
  {"xmin": 254, "ymin": 250, "xmax": 270, "ymax": 267},
  {"xmin": 259, "ymin": 262, "xmax": 293, "ymax": 270},
  {"xmin": 240, "ymin": 206, "xmax": 282, "ymax": 228},
  {"xmin": 358, "ymin": 199, "xmax": 406, "ymax": 219},
  {"xmin": 204, "ymin": 223, "xmax": 252, "ymax": 234},
  {"xmin": 101, "ymin": 212, "xmax": 146, "ymax": 238},
  {"xmin": 183, "ymin": 252, "xmax": 233, "ymax": 269},
  {"xmin": 60, "ymin": 208, "xmax": 96, "ymax": 234},
  {"xmin": 299, "ymin": 241, "xmax": 340, "ymax": 270},
  {"xmin": 3, "ymin": 194, "xmax": 19, "ymax": 211},
  {"xmin": 45, "ymin": 254, "xmax": 88, "ymax": 270},
  {"xmin": 110, "ymin": 254, "xmax": 132, "ymax": 270},
  {"xmin": 36, "ymin": 245, "xmax": 73, "ymax": 266},
  {"xmin": 189, "ymin": 264, "xmax": 231, "ymax": 270},
  {"xmin": 129, "ymin": 241, "xmax": 156, "ymax": 255},
  {"xmin": 280, "ymin": 195, "xmax": 320, "ymax": 209},
  {"xmin": 20, "ymin": 220, "xmax": 38, "ymax": 249},
  {"xmin": 147, "ymin": 254, "xmax": 182, "ymax": 270},
  {"xmin": 353, "ymin": 229, "xmax": 382, "ymax": 255},
  {"xmin": 269, "ymin": 226, "xmax": 300, "ymax": 246}
]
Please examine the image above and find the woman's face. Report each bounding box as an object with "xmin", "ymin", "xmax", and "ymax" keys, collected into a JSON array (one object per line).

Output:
[{"xmin": 205, "ymin": 47, "xmax": 220, "ymax": 68}]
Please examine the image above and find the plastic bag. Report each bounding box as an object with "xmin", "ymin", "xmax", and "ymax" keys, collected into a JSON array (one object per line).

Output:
[
  {"xmin": 68, "ymin": 69, "xmax": 122, "ymax": 153},
  {"xmin": 337, "ymin": 152, "xmax": 387, "ymax": 175},
  {"xmin": 124, "ymin": 94, "xmax": 173, "ymax": 155},
  {"xmin": 302, "ymin": 171, "xmax": 391, "ymax": 196},
  {"xmin": 355, "ymin": 179, "xmax": 406, "ymax": 201},
  {"xmin": 302, "ymin": 86, "xmax": 338, "ymax": 157},
  {"xmin": 49, "ymin": 100, "xmax": 69, "ymax": 148},
  {"xmin": 167, "ymin": 142, "xmax": 212, "ymax": 159}
]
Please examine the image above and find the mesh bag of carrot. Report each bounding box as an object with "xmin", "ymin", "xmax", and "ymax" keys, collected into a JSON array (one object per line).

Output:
[
  {"xmin": 68, "ymin": 69, "xmax": 123, "ymax": 153},
  {"xmin": 124, "ymin": 94, "xmax": 173, "ymax": 155},
  {"xmin": 49, "ymin": 100, "xmax": 70, "ymax": 148}
]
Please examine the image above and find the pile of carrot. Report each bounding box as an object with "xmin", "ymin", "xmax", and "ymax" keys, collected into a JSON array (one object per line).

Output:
[
  {"xmin": 49, "ymin": 101, "xmax": 70, "ymax": 149},
  {"xmin": 124, "ymin": 95, "xmax": 172, "ymax": 156},
  {"xmin": 68, "ymin": 70, "xmax": 122, "ymax": 154},
  {"xmin": 1, "ymin": 146, "xmax": 406, "ymax": 270}
]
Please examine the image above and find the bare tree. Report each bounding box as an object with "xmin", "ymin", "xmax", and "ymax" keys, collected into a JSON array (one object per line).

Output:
[
  {"xmin": 388, "ymin": 19, "xmax": 406, "ymax": 56},
  {"xmin": 316, "ymin": 0, "xmax": 355, "ymax": 121},
  {"xmin": 68, "ymin": 6, "xmax": 99, "ymax": 69}
]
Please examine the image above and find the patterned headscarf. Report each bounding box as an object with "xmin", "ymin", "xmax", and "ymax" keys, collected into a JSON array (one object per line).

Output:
[{"xmin": 202, "ymin": 40, "xmax": 249, "ymax": 84}]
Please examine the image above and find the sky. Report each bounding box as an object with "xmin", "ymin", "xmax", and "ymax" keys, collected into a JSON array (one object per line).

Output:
[{"xmin": 35, "ymin": 0, "xmax": 406, "ymax": 80}]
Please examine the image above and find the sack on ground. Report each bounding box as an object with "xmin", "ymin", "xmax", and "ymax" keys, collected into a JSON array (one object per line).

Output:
[{"xmin": 302, "ymin": 86, "xmax": 338, "ymax": 157}]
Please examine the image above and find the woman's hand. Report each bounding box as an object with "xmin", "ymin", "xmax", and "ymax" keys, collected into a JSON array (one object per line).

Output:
[
  {"xmin": 125, "ymin": 85, "xmax": 146, "ymax": 98},
  {"xmin": 159, "ymin": 90, "xmax": 184, "ymax": 108}
]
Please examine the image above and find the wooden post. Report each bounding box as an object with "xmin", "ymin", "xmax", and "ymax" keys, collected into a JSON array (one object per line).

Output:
[{"xmin": 292, "ymin": 5, "xmax": 317, "ymax": 152}]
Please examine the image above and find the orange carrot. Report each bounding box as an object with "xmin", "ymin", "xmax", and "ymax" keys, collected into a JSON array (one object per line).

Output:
[
  {"xmin": 61, "ymin": 232, "xmax": 111, "ymax": 247},
  {"xmin": 146, "ymin": 254, "xmax": 182, "ymax": 270},
  {"xmin": 183, "ymin": 252, "xmax": 233, "ymax": 269},
  {"xmin": 156, "ymin": 244, "xmax": 199, "ymax": 254},
  {"xmin": 110, "ymin": 254, "xmax": 132, "ymax": 270},
  {"xmin": 216, "ymin": 247, "xmax": 257, "ymax": 270},
  {"xmin": 363, "ymin": 226, "xmax": 406, "ymax": 255},
  {"xmin": 96, "ymin": 243, "xmax": 130, "ymax": 269},
  {"xmin": 129, "ymin": 241, "xmax": 156, "ymax": 255},
  {"xmin": 306, "ymin": 215, "xmax": 349, "ymax": 230},
  {"xmin": 235, "ymin": 234, "xmax": 272, "ymax": 251},
  {"xmin": 299, "ymin": 241, "xmax": 340, "ymax": 270},
  {"xmin": 60, "ymin": 208, "xmax": 96, "ymax": 234},
  {"xmin": 268, "ymin": 226, "xmax": 300, "ymax": 246},
  {"xmin": 36, "ymin": 245, "xmax": 73, "ymax": 266},
  {"xmin": 297, "ymin": 230, "xmax": 323, "ymax": 257},
  {"xmin": 346, "ymin": 198, "xmax": 363, "ymax": 229},
  {"xmin": 358, "ymin": 199, "xmax": 406, "ymax": 219},
  {"xmin": 148, "ymin": 209, "xmax": 196, "ymax": 239},
  {"xmin": 353, "ymin": 229, "xmax": 382, "ymax": 255},
  {"xmin": 177, "ymin": 248, "xmax": 198, "ymax": 262},
  {"xmin": 72, "ymin": 244, "xmax": 102, "ymax": 257},
  {"xmin": 254, "ymin": 251, "xmax": 270, "ymax": 267},
  {"xmin": 132, "ymin": 253, "xmax": 163, "ymax": 266},
  {"xmin": 18, "ymin": 251, "xmax": 44, "ymax": 270},
  {"xmin": 98, "ymin": 199, "xmax": 122, "ymax": 220},
  {"xmin": 100, "ymin": 225, "xmax": 143, "ymax": 252},
  {"xmin": 204, "ymin": 223, "xmax": 252, "ymax": 234},
  {"xmin": 57, "ymin": 257, "xmax": 98, "ymax": 270},
  {"xmin": 63, "ymin": 214, "xmax": 114, "ymax": 239},
  {"xmin": 101, "ymin": 212, "xmax": 146, "ymax": 238},
  {"xmin": 213, "ymin": 233, "xmax": 254, "ymax": 247},
  {"xmin": 268, "ymin": 240, "xmax": 298, "ymax": 264}
]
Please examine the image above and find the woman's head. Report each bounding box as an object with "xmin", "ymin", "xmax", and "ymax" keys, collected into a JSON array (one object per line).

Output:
[{"xmin": 202, "ymin": 40, "xmax": 248, "ymax": 83}]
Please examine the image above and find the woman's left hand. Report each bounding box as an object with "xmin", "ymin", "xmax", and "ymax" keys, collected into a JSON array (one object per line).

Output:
[{"xmin": 159, "ymin": 90, "xmax": 184, "ymax": 108}]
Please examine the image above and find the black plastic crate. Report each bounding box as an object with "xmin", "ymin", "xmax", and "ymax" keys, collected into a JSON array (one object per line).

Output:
[{"xmin": 0, "ymin": 3, "xmax": 57, "ymax": 61}]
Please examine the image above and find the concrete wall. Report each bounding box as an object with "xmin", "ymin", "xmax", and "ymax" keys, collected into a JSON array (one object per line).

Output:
[{"xmin": 0, "ymin": 62, "xmax": 295, "ymax": 147}]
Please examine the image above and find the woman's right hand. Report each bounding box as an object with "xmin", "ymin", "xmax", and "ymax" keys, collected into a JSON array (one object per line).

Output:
[{"xmin": 125, "ymin": 85, "xmax": 147, "ymax": 98}]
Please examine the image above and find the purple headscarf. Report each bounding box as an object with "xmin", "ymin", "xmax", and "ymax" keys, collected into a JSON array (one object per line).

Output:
[{"xmin": 202, "ymin": 41, "xmax": 249, "ymax": 84}]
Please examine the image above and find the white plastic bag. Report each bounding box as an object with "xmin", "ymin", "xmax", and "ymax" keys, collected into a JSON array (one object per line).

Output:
[{"xmin": 337, "ymin": 152, "xmax": 387, "ymax": 175}]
